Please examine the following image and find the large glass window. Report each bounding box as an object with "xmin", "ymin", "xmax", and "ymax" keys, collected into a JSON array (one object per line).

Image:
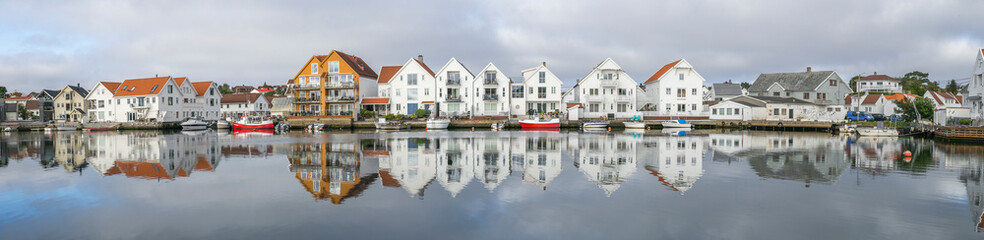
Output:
[
  {"xmin": 511, "ymin": 86, "xmax": 524, "ymax": 98},
  {"xmin": 407, "ymin": 89, "xmax": 418, "ymax": 101},
  {"xmin": 328, "ymin": 61, "xmax": 339, "ymax": 73},
  {"xmin": 539, "ymin": 72, "xmax": 546, "ymax": 83},
  {"xmin": 407, "ymin": 74, "xmax": 418, "ymax": 85}
]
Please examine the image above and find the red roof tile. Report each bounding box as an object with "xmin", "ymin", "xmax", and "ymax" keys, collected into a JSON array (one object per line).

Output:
[
  {"xmin": 361, "ymin": 97, "xmax": 389, "ymax": 104},
  {"xmin": 114, "ymin": 76, "xmax": 172, "ymax": 97},
  {"xmin": 174, "ymin": 77, "xmax": 187, "ymax": 86},
  {"xmin": 421, "ymin": 101, "xmax": 434, "ymax": 104},
  {"xmin": 379, "ymin": 170, "xmax": 401, "ymax": 187},
  {"xmin": 645, "ymin": 60, "xmax": 681, "ymax": 84},
  {"xmin": 861, "ymin": 94, "xmax": 881, "ymax": 105},
  {"xmin": 377, "ymin": 66, "xmax": 401, "ymax": 84},
  {"xmin": 334, "ymin": 51, "xmax": 379, "ymax": 79},
  {"xmin": 191, "ymin": 81, "xmax": 213, "ymax": 96},
  {"xmin": 567, "ymin": 103, "xmax": 583, "ymax": 108},
  {"xmin": 413, "ymin": 58, "xmax": 436, "ymax": 77},
  {"xmin": 100, "ymin": 82, "xmax": 122, "ymax": 94},
  {"xmin": 221, "ymin": 93, "xmax": 264, "ymax": 103}
]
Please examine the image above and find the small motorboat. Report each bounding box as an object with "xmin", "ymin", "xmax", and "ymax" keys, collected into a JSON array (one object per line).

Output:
[
  {"xmin": 839, "ymin": 124, "xmax": 857, "ymax": 134},
  {"xmin": 216, "ymin": 118, "xmax": 231, "ymax": 129},
  {"xmin": 307, "ymin": 123, "xmax": 325, "ymax": 132},
  {"xmin": 856, "ymin": 127, "xmax": 898, "ymax": 136},
  {"xmin": 519, "ymin": 118, "xmax": 560, "ymax": 128},
  {"xmin": 490, "ymin": 121, "xmax": 506, "ymax": 131},
  {"xmin": 180, "ymin": 117, "xmax": 209, "ymax": 131},
  {"xmin": 662, "ymin": 119, "xmax": 692, "ymax": 128},
  {"xmin": 623, "ymin": 122, "xmax": 646, "ymax": 129},
  {"xmin": 375, "ymin": 119, "xmax": 407, "ymax": 131},
  {"xmin": 426, "ymin": 118, "xmax": 451, "ymax": 129},
  {"xmin": 233, "ymin": 116, "xmax": 275, "ymax": 129},
  {"xmin": 48, "ymin": 124, "xmax": 77, "ymax": 131},
  {"xmin": 582, "ymin": 121, "xmax": 609, "ymax": 129}
]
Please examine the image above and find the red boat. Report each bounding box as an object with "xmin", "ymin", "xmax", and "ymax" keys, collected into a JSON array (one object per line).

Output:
[
  {"xmin": 233, "ymin": 129, "xmax": 275, "ymax": 135},
  {"xmin": 519, "ymin": 118, "xmax": 560, "ymax": 128},
  {"xmin": 232, "ymin": 116, "xmax": 275, "ymax": 129}
]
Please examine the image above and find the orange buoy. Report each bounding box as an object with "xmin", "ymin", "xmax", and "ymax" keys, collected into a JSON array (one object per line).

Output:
[
  {"xmin": 607, "ymin": 127, "xmax": 611, "ymax": 131},
  {"xmin": 903, "ymin": 151, "xmax": 912, "ymax": 157},
  {"xmin": 471, "ymin": 127, "xmax": 475, "ymax": 131},
  {"xmin": 904, "ymin": 156, "xmax": 912, "ymax": 162}
]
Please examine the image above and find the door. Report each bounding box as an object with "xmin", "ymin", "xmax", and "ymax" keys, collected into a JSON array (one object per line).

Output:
[
  {"xmin": 788, "ymin": 109, "xmax": 794, "ymax": 119},
  {"xmin": 407, "ymin": 103, "xmax": 418, "ymax": 115}
]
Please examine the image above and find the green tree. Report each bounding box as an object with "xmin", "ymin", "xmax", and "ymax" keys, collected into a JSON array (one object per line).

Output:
[
  {"xmin": 894, "ymin": 97, "xmax": 933, "ymax": 122},
  {"xmin": 17, "ymin": 105, "xmax": 28, "ymax": 120},
  {"xmin": 849, "ymin": 75, "xmax": 860, "ymax": 92},
  {"xmin": 217, "ymin": 83, "xmax": 234, "ymax": 94},
  {"xmin": 944, "ymin": 79, "xmax": 960, "ymax": 94},
  {"xmin": 740, "ymin": 82, "xmax": 750, "ymax": 89},
  {"xmin": 898, "ymin": 71, "xmax": 939, "ymax": 96},
  {"xmin": 0, "ymin": 86, "xmax": 7, "ymax": 98}
]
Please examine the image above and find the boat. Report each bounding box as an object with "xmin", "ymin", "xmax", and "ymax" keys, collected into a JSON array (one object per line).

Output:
[
  {"xmin": 519, "ymin": 118, "xmax": 560, "ymax": 128},
  {"xmin": 582, "ymin": 121, "xmax": 609, "ymax": 129},
  {"xmin": 856, "ymin": 127, "xmax": 898, "ymax": 136},
  {"xmin": 232, "ymin": 116, "xmax": 275, "ymax": 129},
  {"xmin": 839, "ymin": 124, "xmax": 857, "ymax": 134},
  {"xmin": 232, "ymin": 128, "xmax": 275, "ymax": 136},
  {"xmin": 623, "ymin": 122, "xmax": 646, "ymax": 129},
  {"xmin": 426, "ymin": 118, "xmax": 450, "ymax": 129},
  {"xmin": 375, "ymin": 119, "xmax": 408, "ymax": 131},
  {"xmin": 306, "ymin": 123, "xmax": 325, "ymax": 132},
  {"xmin": 47, "ymin": 124, "xmax": 77, "ymax": 131},
  {"xmin": 216, "ymin": 118, "xmax": 231, "ymax": 129},
  {"xmin": 662, "ymin": 119, "xmax": 692, "ymax": 128},
  {"xmin": 180, "ymin": 117, "xmax": 209, "ymax": 130},
  {"xmin": 490, "ymin": 121, "xmax": 506, "ymax": 131}
]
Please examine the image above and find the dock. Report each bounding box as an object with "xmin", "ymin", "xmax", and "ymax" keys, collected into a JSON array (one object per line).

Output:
[
  {"xmin": 934, "ymin": 126, "xmax": 984, "ymax": 141},
  {"xmin": 693, "ymin": 120, "xmax": 839, "ymax": 132}
]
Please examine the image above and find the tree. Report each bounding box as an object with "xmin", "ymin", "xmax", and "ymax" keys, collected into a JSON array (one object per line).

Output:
[
  {"xmin": 17, "ymin": 105, "xmax": 28, "ymax": 120},
  {"xmin": 849, "ymin": 75, "xmax": 860, "ymax": 92},
  {"xmin": 898, "ymin": 71, "xmax": 939, "ymax": 96},
  {"xmin": 894, "ymin": 97, "xmax": 933, "ymax": 122},
  {"xmin": 0, "ymin": 86, "xmax": 6, "ymax": 99},
  {"xmin": 217, "ymin": 83, "xmax": 234, "ymax": 94},
  {"xmin": 740, "ymin": 82, "xmax": 750, "ymax": 89},
  {"xmin": 944, "ymin": 79, "xmax": 960, "ymax": 94}
]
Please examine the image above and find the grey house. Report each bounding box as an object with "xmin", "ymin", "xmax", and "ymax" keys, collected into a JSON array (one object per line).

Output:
[
  {"xmin": 710, "ymin": 83, "xmax": 745, "ymax": 101},
  {"xmin": 748, "ymin": 68, "xmax": 853, "ymax": 105}
]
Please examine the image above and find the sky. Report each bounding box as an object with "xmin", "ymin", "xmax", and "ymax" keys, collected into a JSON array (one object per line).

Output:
[{"xmin": 1, "ymin": 0, "xmax": 983, "ymax": 93}]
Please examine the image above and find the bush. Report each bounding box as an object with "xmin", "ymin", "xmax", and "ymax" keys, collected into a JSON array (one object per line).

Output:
[
  {"xmin": 414, "ymin": 109, "xmax": 428, "ymax": 118},
  {"xmin": 384, "ymin": 113, "xmax": 395, "ymax": 120},
  {"xmin": 361, "ymin": 109, "xmax": 375, "ymax": 119},
  {"xmin": 396, "ymin": 114, "xmax": 406, "ymax": 120},
  {"xmin": 959, "ymin": 119, "xmax": 972, "ymax": 125}
]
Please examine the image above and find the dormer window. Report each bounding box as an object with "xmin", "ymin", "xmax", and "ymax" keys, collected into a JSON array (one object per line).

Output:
[{"xmin": 829, "ymin": 79, "xmax": 837, "ymax": 86}]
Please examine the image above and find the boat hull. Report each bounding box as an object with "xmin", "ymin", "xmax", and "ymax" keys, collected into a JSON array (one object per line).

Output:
[
  {"xmin": 216, "ymin": 121, "xmax": 231, "ymax": 129},
  {"xmin": 582, "ymin": 122, "xmax": 609, "ymax": 129},
  {"xmin": 662, "ymin": 120, "xmax": 692, "ymax": 128},
  {"xmin": 232, "ymin": 122, "xmax": 275, "ymax": 129},
  {"xmin": 519, "ymin": 119, "xmax": 560, "ymax": 128},
  {"xmin": 856, "ymin": 128, "xmax": 898, "ymax": 136},
  {"xmin": 623, "ymin": 122, "xmax": 646, "ymax": 129},
  {"xmin": 426, "ymin": 120, "xmax": 450, "ymax": 129}
]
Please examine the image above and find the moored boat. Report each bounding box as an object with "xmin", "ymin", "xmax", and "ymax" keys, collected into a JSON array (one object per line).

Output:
[
  {"xmin": 426, "ymin": 118, "xmax": 450, "ymax": 129},
  {"xmin": 855, "ymin": 127, "xmax": 898, "ymax": 136},
  {"xmin": 662, "ymin": 120, "xmax": 692, "ymax": 128},
  {"xmin": 582, "ymin": 121, "xmax": 609, "ymax": 129},
  {"xmin": 623, "ymin": 121, "xmax": 646, "ymax": 129},
  {"xmin": 232, "ymin": 116, "xmax": 275, "ymax": 129},
  {"xmin": 216, "ymin": 118, "xmax": 231, "ymax": 129},
  {"xmin": 180, "ymin": 117, "xmax": 209, "ymax": 131},
  {"xmin": 306, "ymin": 123, "xmax": 325, "ymax": 132},
  {"xmin": 375, "ymin": 119, "xmax": 408, "ymax": 131},
  {"xmin": 519, "ymin": 118, "xmax": 560, "ymax": 128}
]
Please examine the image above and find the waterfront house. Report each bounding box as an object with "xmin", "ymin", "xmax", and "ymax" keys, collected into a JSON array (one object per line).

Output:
[
  {"xmin": 37, "ymin": 89, "xmax": 59, "ymax": 122},
  {"xmin": 85, "ymin": 82, "xmax": 121, "ymax": 122},
  {"xmin": 470, "ymin": 62, "xmax": 512, "ymax": 117},
  {"xmin": 52, "ymin": 85, "xmax": 90, "ymax": 122},
  {"xmin": 433, "ymin": 58, "xmax": 475, "ymax": 117},
  {"xmin": 845, "ymin": 93, "xmax": 916, "ymax": 116},
  {"xmin": 709, "ymin": 82, "xmax": 746, "ymax": 101},
  {"xmin": 857, "ymin": 73, "xmax": 902, "ymax": 93},
  {"xmin": 925, "ymin": 91, "xmax": 969, "ymax": 125},
  {"xmin": 709, "ymin": 95, "xmax": 844, "ymax": 121},
  {"xmin": 747, "ymin": 68, "xmax": 853, "ymax": 105},
  {"xmin": 376, "ymin": 56, "xmax": 437, "ymax": 115},
  {"xmin": 572, "ymin": 134, "xmax": 638, "ymax": 196},
  {"xmin": 571, "ymin": 58, "xmax": 639, "ymax": 119},
  {"xmin": 89, "ymin": 76, "xmax": 220, "ymax": 122},
  {"xmin": 512, "ymin": 62, "xmax": 564, "ymax": 117},
  {"xmin": 289, "ymin": 50, "xmax": 378, "ymax": 119},
  {"xmin": 642, "ymin": 133, "xmax": 705, "ymax": 194},
  {"xmin": 964, "ymin": 49, "xmax": 984, "ymax": 121},
  {"xmin": 220, "ymin": 93, "xmax": 271, "ymax": 118},
  {"xmin": 642, "ymin": 59, "xmax": 706, "ymax": 117},
  {"xmin": 232, "ymin": 85, "xmax": 254, "ymax": 94},
  {"xmin": 184, "ymin": 79, "xmax": 222, "ymax": 121},
  {"xmin": 269, "ymin": 96, "xmax": 291, "ymax": 117},
  {"xmin": 2, "ymin": 94, "xmax": 36, "ymax": 120},
  {"xmin": 288, "ymin": 142, "xmax": 364, "ymax": 204}
]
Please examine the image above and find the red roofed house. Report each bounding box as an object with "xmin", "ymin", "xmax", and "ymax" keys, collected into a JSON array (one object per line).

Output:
[
  {"xmin": 845, "ymin": 93, "xmax": 915, "ymax": 116},
  {"xmin": 85, "ymin": 76, "xmax": 221, "ymax": 122},
  {"xmin": 220, "ymin": 93, "xmax": 271, "ymax": 118},
  {"xmin": 288, "ymin": 50, "xmax": 378, "ymax": 119},
  {"xmin": 642, "ymin": 59, "xmax": 706, "ymax": 117},
  {"xmin": 376, "ymin": 55, "xmax": 437, "ymax": 115},
  {"xmin": 857, "ymin": 72, "xmax": 902, "ymax": 93},
  {"xmin": 925, "ymin": 91, "xmax": 969, "ymax": 125}
]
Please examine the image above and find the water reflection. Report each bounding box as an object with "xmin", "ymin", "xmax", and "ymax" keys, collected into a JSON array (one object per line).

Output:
[
  {"xmin": 287, "ymin": 141, "xmax": 375, "ymax": 203},
  {"xmin": 643, "ymin": 132, "xmax": 705, "ymax": 194},
  {"xmin": 708, "ymin": 131, "xmax": 849, "ymax": 187}
]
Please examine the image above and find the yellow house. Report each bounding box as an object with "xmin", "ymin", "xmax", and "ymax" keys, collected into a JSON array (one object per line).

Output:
[
  {"xmin": 290, "ymin": 50, "xmax": 378, "ymax": 118},
  {"xmin": 52, "ymin": 85, "xmax": 90, "ymax": 122},
  {"xmin": 288, "ymin": 143, "xmax": 366, "ymax": 204}
]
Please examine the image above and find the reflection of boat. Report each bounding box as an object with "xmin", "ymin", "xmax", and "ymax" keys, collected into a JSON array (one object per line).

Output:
[
  {"xmin": 661, "ymin": 128, "xmax": 688, "ymax": 135},
  {"xmin": 662, "ymin": 120, "xmax": 692, "ymax": 128},
  {"xmin": 85, "ymin": 126, "xmax": 116, "ymax": 131},
  {"xmin": 583, "ymin": 121, "xmax": 609, "ymax": 129},
  {"xmin": 375, "ymin": 119, "xmax": 407, "ymax": 131},
  {"xmin": 232, "ymin": 116, "xmax": 275, "ymax": 129},
  {"xmin": 856, "ymin": 127, "xmax": 898, "ymax": 136},
  {"xmin": 216, "ymin": 118, "xmax": 231, "ymax": 129},
  {"xmin": 624, "ymin": 122, "xmax": 646, "ymax": 129},
  {"xmin": 519, "ymin": 118, "xmax": 559, "ymax": 128},
  {"xmin": 426, "ymin": 118, "xmax": 450, "ymax": 129},
  {"xmin": 181, "ymin": 129, "xmax": 211, "ymax": 135},
  {"xmin": 181, "ymin": 117, "xmax": 209, "ymax": 130},
  {"xmin": 520, "ymin": 128, "xmax": 559, "ymax": 132},
  {"xmin": 232, "ymin": 129, "xmax": 275, "ymax": 136}
]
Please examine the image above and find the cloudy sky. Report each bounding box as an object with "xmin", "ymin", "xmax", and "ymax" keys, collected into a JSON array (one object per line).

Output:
[{"xmin": 1, "ymin": 0, "xmax": 982, "ymax": 92}]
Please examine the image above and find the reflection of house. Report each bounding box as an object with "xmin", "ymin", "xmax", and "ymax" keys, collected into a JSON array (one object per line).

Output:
[
  {"xmin": 573, "ymin": 134, "xmax": 638, "ymax": 196},
  {"xmin": 377, "ymin": 137, "xmax": 439, "ymax": 198},
  {"xmin": 955, "ymin": 146, "xmax": 984, "ymax": 231},
  {"xmin": 474, "ymin": 136, "xmax": 511, "ymax": 191},
  {"xmin": 84, "ymin": 132, "xmax": 222, "ymax": 180},
  {"xmin": 53, "ymin": 133, "xmax": 88, "ymax": 173},
  {"xmin": 849, "ymin": 137, "xmax": 899, "ymax": 175},
  {"xmin": 709, "ymin": 131, "xmax": 849, "ymax": 186},
  {"xmin": 642, "ymin": 134, "xmax": 706, "ymax": 194},
  {"xmin": 288, "ymin": 142, "xmax": 375, "ymax": 204},
  {"xmin": 510, "ymin": 134, "xmax": 563, "ymax": 190},
  {"xmin": 436, "ymin": 137, "xmax": 475, "ymax": 197}
]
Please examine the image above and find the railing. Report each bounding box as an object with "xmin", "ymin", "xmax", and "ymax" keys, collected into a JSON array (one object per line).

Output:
[
  {"xmin": 537, "ymin": 93, "xmax": 547, "ymax": 99},
  {"xmin": 294, "ymin": 97, "xmax": 320, "ymax": 103},
  {"xmin": 615, "ymin": 95, "xmax": 632, "ymax": 102},
  {"xmin": 290, "ymin": 111, "xmax": 322, "ymax": 116},
  {"xmin": 484, "ymin": 79, "xmax": 497, "ymax": 85},
  {"xmin": 585, "ymin": 95, "xmax": 603, "ymax": 102},
  {"xmin": 599, "ymin": 78, "xmax": 617, "ymax": 87},
  {"xmin": 446, "ymin": 95, "xmax": 462, "ymax": 102},
  {"xmin": 292, "ymin": 83, "xmax": 321, "ymax": 90},
  {"xmin": 326, "ymin": 96, "xmax": 356, "ymax": 102},
  {"xmin": 326, "ymin": 82, "xmax": 356, "ymax": 89},
  {"xmin": 447, "ymin": 79, "xmax": 460, "ymax": 86},
  {"xmin": 130, "ymin": 103, "xmax": 149, "ymax": 108},
  {"xmin": 483, "ymin": 94, "xmax": 499, "ymax": 101}
]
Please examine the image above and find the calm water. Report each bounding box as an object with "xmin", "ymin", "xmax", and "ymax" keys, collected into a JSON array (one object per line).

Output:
[{"xmin": 1, "ymin": 129, "xmax": 983, "ymax": 239}]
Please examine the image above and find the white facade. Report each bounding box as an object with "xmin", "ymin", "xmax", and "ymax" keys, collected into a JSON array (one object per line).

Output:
[
  {"xmin": 572, "ymin": 133, "xmax": 638, "ymax": 197},
  {"xmin": 643, "ymin": 59, "xmax": 706, "ymax": 116},
  {"xmin": 85, "ymin": 82, "xmax": 118, "ymax": 123},
  {"xmin": 85, "ymin": 77, "xmax": 221, "ymax": 123},
  {"xmin": 709, "ymin": 96, "xmax": 844, "ymax": 121},
  {"xmin": 470, "ymin": 63, "xmax": 512, "ymax": 116},
  {"xmin": 643, "ymin": 134, "xmax": 705, "ymax": 194},
  {"xmin": 573, "ymin": 58, "xmax": 640, "ymax": 119},
  {"xmin": 965, "ymin": 49, "xmax": 984, "ymax": 120},
  {"xmin": 512, "ymin": 63, "xmax": 564, "ymax": 116},
  {"xmin": 857, "ymin": 74, "xmax": 902, "ymax": 93},
  {"xmin": 220, "ymin": 94, "xmax": 271, "ymax": 118},
  {"xmin": 378, "ymin": 57, "xmax": 438, "ymax": 115},
  {"xmin": 433, "ymin": 58, "xmax": 475, "ymax": 117},
  {"xmin": 708, "ymin": 100, "xmax": 761, "ymax": 121}
]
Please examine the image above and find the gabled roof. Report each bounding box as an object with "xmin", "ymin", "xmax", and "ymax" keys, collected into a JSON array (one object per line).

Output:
[
  {"xmin": 645, "ymin": 60, "xmax": 681, "ymax": 84},
  {"xmin": 334, "ymin": 51, "xmax": 378, "ymax": 79},
  {"xmin": 413, "ymin": 58, "xmax": 436, "ymax": 77},
  {"xmin": 361, "ymin": 97, "xmax": 389, "ymax": 104},
  {"xmin": 174, "ymin": 77, "xmax": 187, "ymax": 86},
  {"xmin": 435, "ymin": 58, "xmax": 475, "ymax": 79},
  {"xmin": 882, "ymin": 93, "xmax": 917, "ymax": 101},
  {"xmin": 926, "ymin": 91, "xmax": 961, "ymax": 105},
  {"xmin": 858, "ymin": 74, "xmax": 897, "ymax": 82},
  {"xmin": 748, "ymin": 71, "xmax": 836, "ymax": 92},
  {"xmin": 99, "ymin": 82, "xmax": 122, "ymax": 94},
  {"xmin": 314, "ymin": 55, "xmax": 329, "ymax": 62},
  {"xmin": 3, "ymin": 95, "xmax": 34, "ymax": 101},
  {"xmin": 845, "ymin": 94, "xmax": 883, "ymax": 105},
  {"xmin": 377, "ymin": 66, "xmax": 401, "ymax": 84},
  {"xmin": 25, "ymin": 100, "xmax": 39, "ymax": 110},
  {"xmin": 220, "ymin": 93, "xmax": 264, "ymax": 103},
  {"xmin": 41, "ymin": 89, "xmax": 60, "ymax": 98},
  {"xmin": 59, "ymin": 85, "xmax": 89, "ymax": 98},
  {"xmin": 114, "ymin": 76, "xmax": 172, "ymax": 97},
  {"xmin": 191, "ymin": 81, "xmax": 213, "ymax": 96},
  {"xmin": 712, "ymin": 83, "xmax": 743, "ymax": 96}
]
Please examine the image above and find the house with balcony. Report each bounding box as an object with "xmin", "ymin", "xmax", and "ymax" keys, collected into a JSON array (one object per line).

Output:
[
  {"xmin": 37, "ymin": 89, "xmax": 59, "ymax": 122},
  {"xmin": 52, "ymin": 84, "xmax": 90, "ymax": 122},
  {"xmin": 85, "ymin": 82, "xmax": 121, "ymax": 122},
  {"xmin": 570, "ymin": 58, "xmax": 639, "ymax": 119},
  {"xmin": 642, "ymin": 59, "xmax": 707, "ymax": 117},
  {"xmin": 747, "ymin": 68, "xmax": 853, "ymax": 105},
  {"xmin": 433, "ymin": 57, "xmax": 475, "ymax": 117},
  {"xmin": 376, "ymin": 55, "xmax": 437, "ymax": 115},
  {"xmin": 288, "ymin": 50, "xmax": 378, "ymax": 119},
  {"xmin": 220, "ymin": 93, "xmax": 272, "ymax": 118},
  {"xmin": 511, "ymin": 62, "xmax": 563, "ymax": 117},
  {"xmin": 964, "ymin": 49, "xmax": 984, "ymax": 121},
  {"xmin": 86, "ymin": 76, "xmax": 219, "ymax": 122},
  {"xmin": 926, "ymin": 91, "xmax": 969, "ymax": 125},
  {"xmin": 857, "ymin": 73, "xmax": 902, "ymax": 93},
  {"xmin": 471, "ymin": 62, "xmax": 512, "ymax": 117}
]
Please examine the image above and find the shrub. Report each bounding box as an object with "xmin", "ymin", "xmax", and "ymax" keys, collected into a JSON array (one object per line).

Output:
[
  {"xmin": 384, "ymin": 113, "xmax": 395, "ymax": 120},
  {"xmin": 414, "ymin": 109, "xmax": 428, "ymax": 118},
  {"xmin": 396, "ymin": 114, "xmax": 406, "ymax": 120}
]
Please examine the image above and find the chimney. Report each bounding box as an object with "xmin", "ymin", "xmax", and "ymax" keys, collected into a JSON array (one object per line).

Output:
[
  {"xmin": 543, "ymin": 61, "xmax": 547, "ymax": 66},
  {"xmin": 873, "ymin": 71, "xmax": 877, "ymax": 75},
  {"xmin": 806, "ymin": 67, "xmax": 812, "ymax": 72},
  {"xmin": 417, "ymin": 55, "xmax": 423, "ymax": 62}
]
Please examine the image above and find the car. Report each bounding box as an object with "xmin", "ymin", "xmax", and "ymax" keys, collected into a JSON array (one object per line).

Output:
[
  {"xmin": 845, "ymin": 111, "xmax": 874, "ymax": 121},
  {"xmin": 888, "ymin": 114, "xmax": 904, "ymax": 122},
  {"xmin": 871, "ymin": 113, "xmax": 887, "ymax": 121}
]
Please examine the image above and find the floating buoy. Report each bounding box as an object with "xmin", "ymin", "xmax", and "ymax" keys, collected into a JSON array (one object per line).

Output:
[
  {"xmin": 607, "ymin": 127, "xmax": 611, "ymax": 131},
  {"xmin": 647, "ymin": 126, "xmax": 650, "ymax": 130},
  {"xmin": 903, "ymin": 151, "xmax": 912, "ymax": 157},
  {"xmin": 471, "ymin": 127, "xmax": 475, "ymax": 131},
  {"xmin": 904, "ymin": 156, "xmax": 912, "ymax": 162}
]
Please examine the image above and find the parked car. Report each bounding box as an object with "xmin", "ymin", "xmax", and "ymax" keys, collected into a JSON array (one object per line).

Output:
[
  {"xmin": 871, "ymin": 113, "xmax": 887, "ymax": 121},
  {"xmin": 845, "ymin": 111, "xmax": 874, "ymax": 121},
  {"xmin": 888, "ymin": 114, "xmax": 904, "ymax": 122}
]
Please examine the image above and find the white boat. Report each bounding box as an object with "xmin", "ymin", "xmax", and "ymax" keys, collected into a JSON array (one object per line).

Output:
[
  {"xmin": 519, "ymin": 118, "xmax": 560, "ymax": 128},
  {"xmin": 582, "ymin": 121, "xmax": 609, "ymax": 129},
  {"xmin": 375, "ymin": 119, "xmax": 407, "ymax": 131},
  {"xmin": 856, "ymin": 127, "xmax": 898, "ymax": 136},
  {"xmin": 662, "ymin": 120, "xmax": 692, "ymax": 128},
  {"xmin": 491, "ymin": 121, "xmax": 506, "ymax": 131},
  {"xmin": 180, "ymin": 117, "xmax": 209, "ymax": 130},
  {"xmin": 623, "ymin": 121, "xmax": 646, "ymax": 129},
  {"xmin": 306, "ymin": 123, "xmax": 325, "ymax": 132},
  {"xmin": 426, "ymin": 118, "xmax": 450, "ymax": 129},
  {"xmin": 216, "ymin": 118, "xmax": 231, "ymax": 129},
  {"xmin": 47, "ymin": 125, "xmax": 77, "ymax": 131}
]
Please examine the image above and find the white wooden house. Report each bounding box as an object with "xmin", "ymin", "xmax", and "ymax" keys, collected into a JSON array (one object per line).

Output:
[
  {"xmin": 571, "ymin": 58, "xmax": 639, "ymax": 119},
  {"xmin": 642, "ymin": 59, "xmax": 706, "ymax": 117},
  {"xmin": 433, "ymin": 58, "xmax": 475, "ymax": 117}
]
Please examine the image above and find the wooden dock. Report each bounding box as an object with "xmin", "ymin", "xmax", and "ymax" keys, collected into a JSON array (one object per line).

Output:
[
  {"xmin": 934, "ymin": 126, "xmax": 984, "ymax": 141},
  {"xmin": 693, "ymin": 120, "xmax": 839, "ymax": 132}
]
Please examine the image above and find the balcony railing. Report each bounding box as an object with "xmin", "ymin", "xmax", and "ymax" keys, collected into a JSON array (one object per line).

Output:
[
  {"xmin": 599, "ymin": 78, "xmax": 617, "ymax": 87},
  {"xmin": 326, "ymin": 82, "xmax": 356, "ymax": 89},
  {"xmin": 615, "ymin": 95, "xmax": 632, "ymax": 102},
  {"xmin": 326, "ymin": 96, "xmax": 356, "ymax": 102},
  {"xmin": 130, "ymin": 103, "xmax": 149, "ymax": 108},
  {"xmin": 585, "ymin": 95, "xmax": 603, "ymax": 102},
  {"xmin": 446, "ymin": 95, "xmax": 462, "ymax": 102},
  {"xmin": 483, "ymin": 94, "xmax": 499, "ymax": 101},
  {"xmin": 484, "ymin": 79, "xmax": 497, "ymax": 85},
  {"xmin": 290, "ymin": 111, "xmax": 322, "ymax": 116},
  {"xmin": 294, "ymin": 97, "xmax": 320, "ymax": 103},
  {"xmin": 447, "ymin": 79, "xmax": 461, "ymax": 86},
  {"xmin": 537, "ymin": 93, "xmax": 547, "ymax": 99},
  {"xmin": 292, "ymin": 83, "xmax": 321, "ymax": 90}
]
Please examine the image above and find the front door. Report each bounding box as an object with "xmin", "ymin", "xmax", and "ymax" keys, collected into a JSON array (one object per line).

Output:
[
  {"xmin": 407, "ymin": 103, "xmax": 418, "ymax": 115},
  {"xmin": 788, "ymin": 109, "xmax": 794, "ymax": 119}
]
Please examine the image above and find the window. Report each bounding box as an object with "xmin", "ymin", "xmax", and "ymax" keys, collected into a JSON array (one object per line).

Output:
[
  {"xmin": 485, "ymin": 71, "xmax": 496, "ymax": 84},
  {"xmin": 312, "ymin": 63, "xmax": 319, "ymax": 74},
  {"xmin": 679, "ymin": 73, "xmax": 684, "ymax": 80},
  {"xmin": 733, "ymin": 108, "xmax": 739, "ymax": 114},
  {"xmin": 677, "ymin": 104, "xmax": 686, "ymax": 112},
  {"xmin": 617, "ymin": 104, "xmax": 627, "ymax": 112},
  {"xmin": 328, "ymin": 61, "xmax": 339, "ymax": 73},
  {"xmin": 407, "ymin": 89, "xmax": 418, "ymax": 101},
  {"xmin": 665, "ymin": 103, "xmax": 671, "ymax": 112},
  {"xmin": 589, "ymin": 89, "xmax": 599, "ymax": 95},
  {"xmin": 589, "ymin": 104, "xmax": 600, "ymax": 112},
  {"xmin": 692, "ymin": 104, "xmax": 698, "ymax": 111},
  {"xmin": 829, "ymin": 79, "xmax": 837, "ymax": 86},
  {"xmin": 692, "ymin": 88, "xmax": 697, "ymax": 96},
  {"xmin": 396, "ymin": 89, "xmax": 401, "ymax": 96},
  {"xmin": 407, "ymin": 74, "xmax": 418, "ymax": 85},
  {"xmin": 551, "ymin": 87, "xmax": 556, "ymax": 94},
  {"xmin": 727, "ymin": 108, "xmax": 733, "ymax": 115},
  {"xmin": 538, "ymin": 87, "xmax": 546, "ymax": 98},
  {"xmin": 539, "ymin": 72, "xmax": 545, "ymax": 83},
  {"xmin": 803, "ymin": 93, "xmax": 810, "ymax": 99},
  {"xmin": 666, "ymin": 88, "xmax": 671, "ymax": 95},
  {"xmin": 424, "ymin": 88, "xmax": 429, "ymax": 96},
  {"xmin": 773, "ymin": 108, "xmax": 779, "ymax": 115},
  {"xmin": 168, "ymin": 85, "xmax": 173, "ymax": 94},
  {"xmin": 168, "ymin": 97, "xmax": 173, "ymax": 106},
  {"xmin": 677, "ymin": 88, "xmax": 687, "ymax": 98},
  {"xmin": 712, "ymin": 109, "xmax": 717, "ymax": 115},
  {"xmin": 512, "ymin": 86, "xmax": 524, "ymax": 98}
]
